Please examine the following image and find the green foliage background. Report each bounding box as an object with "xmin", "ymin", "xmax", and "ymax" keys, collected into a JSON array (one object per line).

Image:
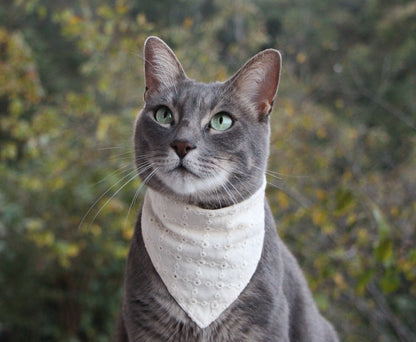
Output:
[{"xmin": 1, "ymin": 0, "xmax": 415, "ymax": 341}]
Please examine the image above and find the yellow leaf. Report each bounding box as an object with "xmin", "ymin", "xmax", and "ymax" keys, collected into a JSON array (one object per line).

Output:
[
  {"xmin": 334, "ymin": 272, "xmax": 347, "ymax": 290},
  {"xmin": 316, "ymin": 189, "xmax": 326, "ymax": 201},
  {"xmin": 37, "ymin": 5, "xmax": 47, "ymax": 19},
  {"xmin": 51, "ymin": 177, "xmax": 65, "ymax": 190},
  {"xmin": 390, "ymin": 206, "xmax": 399, "ymax": 217},
  {"xmin": 116, "ymin": 4, "xmax": 128, "ymax": 15},
  {"xmin": 114, "ymin": 245, "xmax": 129, "ymax": 259},
  {"xmin": 123, "ymin": 228, "xmax": 134, "ymax": 240},
  {"xmin": 322, "ymin": 224, "xmax": 335, "ymax": 235},
  {"xmin": 136, "ymin": 14, "xmax": 147, "ymax": 25},
  {"xmin": 90, "ymin": 224, "xmax": 102, "ymax": 237},
  {"xmin": 296, "ymin": 52, "xmax": 307, "ymax": 64},
  {"xmin": 335, "ymin": 98, "xmax": 345, "ymax": 109},
  {"xmin": 183, "ymin": 17, "xmax": 193, "ymax": 29},
  {"xmin": 96, "ymin": 116, "xmax": 116, "ymax": 141},
  {"xmin": 357, "ymin": 228, "xmax": 368, "ymax": 244},
  {"xmin": 30, "ymin": 231, "xmax": 55, "ymax": 247},
  {"xmin": 312, "ymin": 209, "xmax": 326, "ymax": 226},
  {"xmin": 66, "ymin": 244, "xmax": 80, "ymax": 258},
  {"xmin": 1, "ymin": 143, "xmax": 17, "ymax": 159},
  {"xmin": 217, "ymin": 67, "xmax": 228, "ymax": 82},
  {"xmin": 69, "ymin": 15, "xmax": 81, "ymax": 26},
  {"xmin": 25, "ymin": 218, "xmax": 43, "ymax": 232},
  {"xmin": 316, "ymin": 127, "xmax": 327, "ymax": 139},
  {"xmin": 346, "ymin": 213, "xmax": 357, "ymax": 226},
  {"xmin": 284, "ymin": 101, "xmax": 295, "ymax": 116},
  {"xmin": 277, "ymin": 192, "xmax": 289, "ymax": 210}
]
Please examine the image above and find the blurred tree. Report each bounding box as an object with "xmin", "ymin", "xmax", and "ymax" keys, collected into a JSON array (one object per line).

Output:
[
  {"xmin": 258, "ymin": 0, "xmax": 416, "ymax": 169},
  {"xmin": 0, "ymin": 0, "xmax": 149, "ymax": 340}
]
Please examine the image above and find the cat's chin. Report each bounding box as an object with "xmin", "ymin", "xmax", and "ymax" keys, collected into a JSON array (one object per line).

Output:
[{"xmin": 159, "ymin": 167, "xmax": 229, "ymax": 198}]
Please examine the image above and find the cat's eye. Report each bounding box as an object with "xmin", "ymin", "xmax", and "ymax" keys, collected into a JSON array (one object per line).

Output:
[
  {"xmin": 154, "ymin": 106, "xmax": 174, "ymax": 125},
  {"xmin": 210, "ymin": 113, "xmax": 233, "ymax": 131}
]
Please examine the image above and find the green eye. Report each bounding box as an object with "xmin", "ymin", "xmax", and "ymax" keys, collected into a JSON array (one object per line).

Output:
[
  {"xmin": 210, "ymin": 113, "xmax": 233, "ymax": 131},
  {"xmin": 155, "ymin": 106, "xmax": 173, "ymax": 125}
]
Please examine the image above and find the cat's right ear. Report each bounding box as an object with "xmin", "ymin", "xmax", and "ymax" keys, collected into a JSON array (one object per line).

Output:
[
  {"xmin": 143, "ymin": 36, "xmax": 186, "ymax": 101},
  {"xmin": 225, "ymin": 49, "xmax": 282, "ymax": 119}
]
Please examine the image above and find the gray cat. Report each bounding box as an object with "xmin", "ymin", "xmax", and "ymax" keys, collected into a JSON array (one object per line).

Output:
[{"xmin": 114, "ymin": 36, "xmax": 338, "ymax": 342}]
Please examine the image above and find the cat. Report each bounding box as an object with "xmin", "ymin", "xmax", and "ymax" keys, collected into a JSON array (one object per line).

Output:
[{"xmin": 114, "ymin": 36, "xmax": 338, "ymax": 342}]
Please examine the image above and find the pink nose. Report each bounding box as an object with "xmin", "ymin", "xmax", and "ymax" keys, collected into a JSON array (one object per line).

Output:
[{"xmin": 171, "ymin": 140, "xmax": 196, "ymax": 158}]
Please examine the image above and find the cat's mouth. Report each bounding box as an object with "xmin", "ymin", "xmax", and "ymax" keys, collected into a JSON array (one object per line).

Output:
[
  {"xmin": 157, "ymin": 160, "xmax": 230, "ymax": 197},
  {"xmin": 174, "ymin": 163, "xmax": 200, "ymax": 178}
]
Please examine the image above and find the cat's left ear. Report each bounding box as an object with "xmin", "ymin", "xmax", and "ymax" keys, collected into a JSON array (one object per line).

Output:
[
  {"xmin": 226, "ymin": 49, "xmax": 281, "ymax": 118},
  {"xmin": 143, "ymin": 36, "xmax": 187, "ymax": 100}
]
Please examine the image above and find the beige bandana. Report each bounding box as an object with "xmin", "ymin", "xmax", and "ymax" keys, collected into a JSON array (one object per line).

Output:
[{"xmin": 141, "ymin": 180, "xmax": 266, "ymax": 328}]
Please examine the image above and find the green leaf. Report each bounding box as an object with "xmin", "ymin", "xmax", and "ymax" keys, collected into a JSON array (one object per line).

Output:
[
  {"xmin": 372, "ymin": 205, "xmax": 390, "ymax": 238},
  {"xmin": 356, "ymin": 270, "xmax": 375, "ymax": 295},
  {"xmin": 335, "ymin": 188, "xmax": 354, "ymax": 214},
  {"xmin": 380, "ymin": 269, "xmax": 400, "ymax": 294},
  {"xmin": 374, "ymin": 238, "xmax": 393, "ymax": 265}
]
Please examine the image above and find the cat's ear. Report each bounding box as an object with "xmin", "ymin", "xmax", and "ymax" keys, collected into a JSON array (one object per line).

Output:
[
  {"xmin": 225, "ymin": 49, "xmax": 281, "ymax": 118},
  {"xmin": 143, "ymin": 36, "xmax": 187, "ymax": 100}
]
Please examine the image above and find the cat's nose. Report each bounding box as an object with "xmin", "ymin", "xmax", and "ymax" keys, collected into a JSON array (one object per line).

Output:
[{"xmin": 171, "ymin": 140, "xmax": 196, "ymax": 159}]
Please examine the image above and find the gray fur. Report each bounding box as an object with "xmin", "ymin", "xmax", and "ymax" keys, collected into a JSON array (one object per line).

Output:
[{"xmin": 115, "ymin": 36, "xmax": 338, "ymax": 341}]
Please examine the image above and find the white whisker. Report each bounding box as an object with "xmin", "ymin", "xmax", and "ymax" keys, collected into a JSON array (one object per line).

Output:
[
  {"xmin": 123, "ymin": 165, "xmax": 160, "ymax": 228},
  {"xmin": 221, "ymin": 182, "xmax": 238, "ymax": 206},
  {"xmin": 96, "ymin": 146, "xmax": 126, "ymax": 151},
  {"xmin": 124, "ymin": 182, "xmax": 145, "ymax": 230},
  {"xmin": 88, "ymin": 173, "xmax": 139, "ymax": 229},
  {"xmin": 78, "ymin": 169, "xmax": 138, "ymax": 230},
  {"xmin": 267, "ymin": 180, "xmax": 312, "ymax": 209},
  {"xmin": 94, "ymin": 163, "xmax": 134, "ymax": 186},
  {"xmin": 226, "ymin": 179, "xmax": 246, "ymax": 202}
]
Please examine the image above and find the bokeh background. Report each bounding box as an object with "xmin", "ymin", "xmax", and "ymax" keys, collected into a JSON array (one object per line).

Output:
[{"xmin": 1, "ymin": 0, "xmax": 415, "ymax": 341}]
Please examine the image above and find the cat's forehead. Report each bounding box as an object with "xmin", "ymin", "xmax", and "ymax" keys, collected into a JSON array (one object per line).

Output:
[{"xmin": 172, "ymin": 80, "xmax": 224, "ymax": 111}]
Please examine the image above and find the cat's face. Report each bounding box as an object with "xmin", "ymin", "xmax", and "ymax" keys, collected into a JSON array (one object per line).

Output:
[{"xmin": 134, "ymin": 37, "xmax": 281, "ymax": 208}]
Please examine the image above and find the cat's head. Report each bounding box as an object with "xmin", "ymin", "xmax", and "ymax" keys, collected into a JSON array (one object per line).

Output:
[{"xmin": 134, "ymin": 36, "xmax": 281, "ymax": 208}]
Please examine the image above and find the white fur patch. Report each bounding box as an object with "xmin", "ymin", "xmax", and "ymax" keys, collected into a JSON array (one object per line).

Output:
[{"xmin": 161, "ymin": 167, "xmax": 230, "ymax": 196}]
